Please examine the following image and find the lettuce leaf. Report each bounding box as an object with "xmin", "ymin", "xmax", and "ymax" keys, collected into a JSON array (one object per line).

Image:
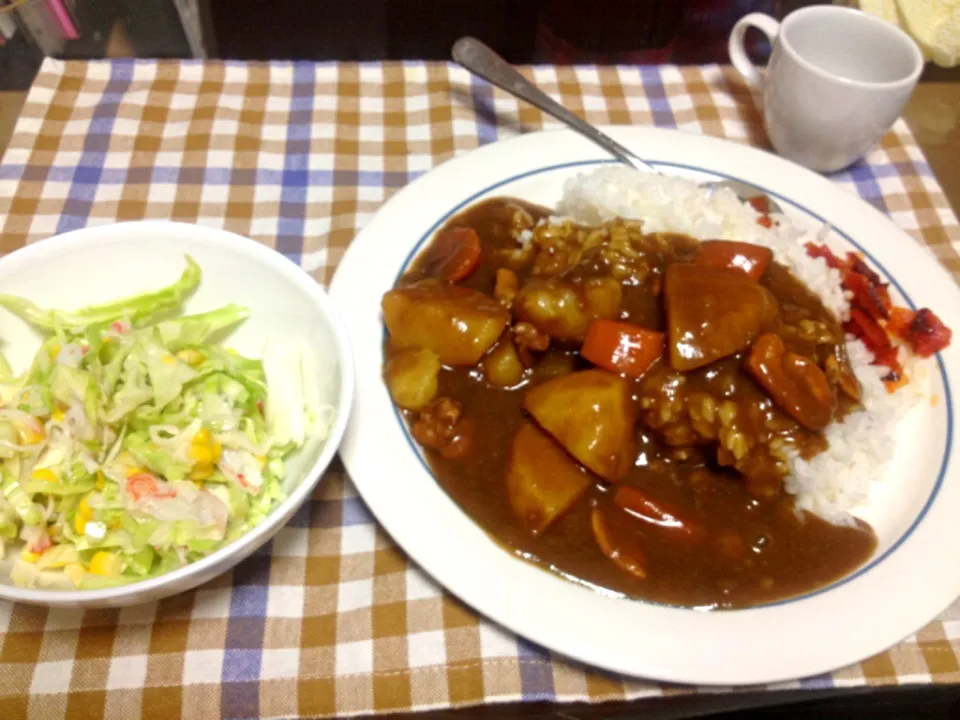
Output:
[
  {"xmin": 124, "ymin": 431, "xmax": 190, "ymax": 482},
  {"xmin": 149, "ymin": 305, "xmax": 250, "ymax": 352},
  {"xmin": 0, "ymin": 256, "xmax": 200, "ymax": 334}
]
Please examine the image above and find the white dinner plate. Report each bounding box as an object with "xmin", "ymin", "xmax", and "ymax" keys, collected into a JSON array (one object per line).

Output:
[{"xmin": 330, "ymin": 127, "xmax": 959, "ymax": 685}]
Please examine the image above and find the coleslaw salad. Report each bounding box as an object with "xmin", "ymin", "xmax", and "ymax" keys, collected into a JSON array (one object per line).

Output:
[{"xmin": 0, "ymin": 256, "xmax": 331, "ymax": 589}]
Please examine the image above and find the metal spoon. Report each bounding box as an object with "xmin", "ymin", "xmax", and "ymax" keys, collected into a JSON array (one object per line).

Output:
[{"xmin": 452, "ymin": 36, "xmax": 781, "ymax": 214}]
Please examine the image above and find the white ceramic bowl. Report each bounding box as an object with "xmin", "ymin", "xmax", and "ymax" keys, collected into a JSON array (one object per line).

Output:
[{"xmin": 0, "ymin": 221, "xmax": 354, "ymax": 607}]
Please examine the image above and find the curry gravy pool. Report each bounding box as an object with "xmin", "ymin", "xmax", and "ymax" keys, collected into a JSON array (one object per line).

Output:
[{"xmin": 383, "ymin": 197, "xmax": 879, "ymax": 609}]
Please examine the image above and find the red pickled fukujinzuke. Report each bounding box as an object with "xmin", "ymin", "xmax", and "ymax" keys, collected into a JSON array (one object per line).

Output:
[
  {"xmin": 805, "ymin": 242, "xmax": 952, "ymax": 390},
  {"xmin": 748, "ymin": 195, "xmax": 775, "ymax": 228}
]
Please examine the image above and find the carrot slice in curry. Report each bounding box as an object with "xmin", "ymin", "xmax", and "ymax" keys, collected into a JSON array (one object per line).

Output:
[
  {"xmin": 745, "ymin": 334, "xmax": 835, "ymax": 431},
  {"xmin": 590, "ymin": 508, "xmax": 647, "ymax": 579},
  {"xmin": 694, "ymin": 240, "xmax": 772, "ymax": 281},
  {"xmin": 613, "ymin": 486, "xmax": 701, "ymax": 541},
  {"xmin": 425, "ymin": 226, "xmax": 483, "ymax": 283},
  {"xmin": 581, "ymin": 320, "xmax": 664, "ymax": 378}
]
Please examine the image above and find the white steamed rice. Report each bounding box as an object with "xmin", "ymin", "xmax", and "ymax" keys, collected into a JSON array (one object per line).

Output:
[{"xmin": 554, "ymin": 166, "xmax": 926, "ymax": 525}]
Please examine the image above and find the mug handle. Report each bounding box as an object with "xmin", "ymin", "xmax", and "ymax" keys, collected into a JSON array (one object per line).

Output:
[{"xmin": 729, "ymin": 13, "xmax": 781, "ymax": 89}]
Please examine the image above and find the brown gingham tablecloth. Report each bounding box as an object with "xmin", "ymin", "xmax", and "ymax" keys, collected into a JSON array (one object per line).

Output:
[{"xmin": 0, "ymin": 58, "xmax": 958, "ymax": 720}]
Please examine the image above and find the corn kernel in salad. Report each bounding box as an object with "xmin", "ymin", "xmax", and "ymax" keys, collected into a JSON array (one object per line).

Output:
[{"xmin": 88, "ymin": 551, "xmax": 122, "ymax": 577}]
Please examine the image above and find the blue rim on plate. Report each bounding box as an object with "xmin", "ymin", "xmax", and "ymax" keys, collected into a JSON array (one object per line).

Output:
[{"xmin": 386, "ymin": 158, "xmax": 953, "ymax": 611}]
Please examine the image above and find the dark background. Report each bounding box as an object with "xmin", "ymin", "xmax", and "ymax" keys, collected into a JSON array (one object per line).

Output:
[
  {"xmin": 388, "ymin": 685, "xmax": 960, "ymax": 719},
  {"xmin": 206, "ymin": 0, "xmax": 781, "ymax": 64},
  {"xmin": 2, "ymin": 0, "xmax": 955, "ymax": 90}
]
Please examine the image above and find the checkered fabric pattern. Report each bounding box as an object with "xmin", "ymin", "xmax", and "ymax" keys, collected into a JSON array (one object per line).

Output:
[{"xmin": 0, "ymin": 58, "xmax": 958, "ymax": 720}]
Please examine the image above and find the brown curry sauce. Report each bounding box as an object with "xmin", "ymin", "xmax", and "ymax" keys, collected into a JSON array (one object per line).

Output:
[{"xmin": 387, "ymin": 198, "xmax": 877, "ymax": 609}]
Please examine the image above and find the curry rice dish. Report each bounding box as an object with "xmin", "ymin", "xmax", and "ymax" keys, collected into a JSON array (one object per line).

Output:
[{"xmin": 380, "ymin": 168, "xmax": 951, "ymax": 609}]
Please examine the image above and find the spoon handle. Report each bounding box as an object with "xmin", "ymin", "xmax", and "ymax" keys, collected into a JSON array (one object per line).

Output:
[{"xmin": 452, "ymin": 37, "xmax": 655, "ymax": 173}]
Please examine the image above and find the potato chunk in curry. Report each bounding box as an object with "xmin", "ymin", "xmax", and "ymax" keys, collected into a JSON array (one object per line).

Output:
[
  {"xmin": 514, "ymin": 277, "xmax": 621, "ymax": 342},
  {"xmin": 514, "ymin": 278, "xmax": 591, "ymax": 341},
  {"xmin": 506, "ymin": 423, "xmax": 592, "ymax": 533},
  {"xmin": 665, "ymin": 263, "xmax": 778, "ymax": 371},
  {"xmin": 385, "ymin": 347, "xmax": 441, "ymax": 410},
  {"xmin": 382, "ymin": 280, "xmax": 509, "ymax": 366},
  {"xmin": 524, "ymin": 369, "xmax": 635, "ymax": 481},
  {"xmin": 482, "ymin": 337, "xmax": 525, "ymax": 387}
]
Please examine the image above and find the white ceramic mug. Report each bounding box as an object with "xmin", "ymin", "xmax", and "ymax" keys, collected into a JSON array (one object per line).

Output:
[{"xmin": 729, "ymin": 6, "xmax": 924, "ymax": 173}]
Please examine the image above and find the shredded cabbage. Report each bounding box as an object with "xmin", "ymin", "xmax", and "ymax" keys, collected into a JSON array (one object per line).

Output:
[{"xmin": 0, "ymin": 257, "xmax": 325, "ymax": 588}]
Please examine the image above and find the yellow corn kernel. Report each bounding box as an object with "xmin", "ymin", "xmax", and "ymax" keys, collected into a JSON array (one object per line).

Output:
[
  {"xmin": 96, "ymin": 472, "xmax": 105, "ymax": 490},
  {"xmin": 18, "ymin": 423, "xmax": 45, "ymax": 445},
  {"xmin": 31, "ymin": 468, "xmax": 58, "ymax": 484},
  {"xmin": 64, "ymin": 563, "xmax": 85, "ymax": 587},
  {"xmin": 48, "ymin": 343, "xmax": 61, "ymax": 359},
  {"xmin": 20, "ymin": 549, "xmax": 41, "ymax": 563},
  {"xmin": 190, "ymin": 428, "xmax": 222, "ymax": 468},
  {"xmin": 253, "ymin": 455, "xmax": 266, "ymax": 470},
  {"xmin": 125, "ymin": 466, "xmax": 147, "ymax": 478},
  {"xmin": 189, "ymin": 464, "xmax": 214, "ymax": 481},
  {"xmin": 74, "ymin": 496, "xmax": 93, "ymax": 535},
  {"xmin": 189, "ymin": 443, "xmax": 216, "ymax": 466},
  {"xmin": 176, "ymin": 349, "xmax": 206, "ymax": 367},
  {"xmin": 198, "ymin": 443, "xmax": 222, "ymax": 465},
  {"xmin": 88, "ymin": 551, "xmax": 122, "ymax": 577},
  {"xmin": 161, "ymin": 354, "xmax": 178, "ymax": 367},
  {"xmin": 51, "ymin": 408, "xmax": 66, "ymax": 422}
]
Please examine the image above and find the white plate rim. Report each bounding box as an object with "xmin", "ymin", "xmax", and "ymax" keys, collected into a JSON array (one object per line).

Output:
[{"xmin": 331, "ymin": 127, "xmax": 959, "ymax": 685}]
